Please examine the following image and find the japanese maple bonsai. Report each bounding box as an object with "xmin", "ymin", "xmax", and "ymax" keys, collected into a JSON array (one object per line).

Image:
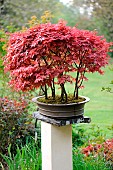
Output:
[{"xmin": 4, "ymin": 20, "xmax": 111, "ymax": 106}]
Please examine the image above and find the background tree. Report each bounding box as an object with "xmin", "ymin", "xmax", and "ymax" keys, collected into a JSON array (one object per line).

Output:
[
  {"xmin": 0, "ymin": 0, "xmax": 64, "ymax": 28},
  {"xmin": 72, "ymin": 0, "xmax": 113, "ymax": 42}
]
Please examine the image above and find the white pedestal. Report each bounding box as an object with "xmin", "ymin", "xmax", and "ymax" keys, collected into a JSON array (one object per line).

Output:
[{"xmin": 41, "ymin": 122, "xmax": 72, "ymax": 170}]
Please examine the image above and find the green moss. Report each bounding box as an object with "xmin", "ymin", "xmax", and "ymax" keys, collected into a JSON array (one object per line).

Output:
[{"xmin": 38, "ymin": 94, "xmax": 85, "ymax": 104}]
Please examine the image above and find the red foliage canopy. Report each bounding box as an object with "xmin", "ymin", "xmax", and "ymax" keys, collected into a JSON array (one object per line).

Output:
[{"xmin": 4, "ymin": 20, "xmax": 111, "ymax": 94}]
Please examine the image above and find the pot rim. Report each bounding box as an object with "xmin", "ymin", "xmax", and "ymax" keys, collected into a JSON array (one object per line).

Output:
[{"xmin": 32, "ymin": 95, "xmax": 90, "ymax": 106}]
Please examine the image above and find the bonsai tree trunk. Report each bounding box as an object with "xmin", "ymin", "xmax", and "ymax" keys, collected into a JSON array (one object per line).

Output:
[
  {"xmin": 74, "ymin": 71, "xmax": 79, "ymax": 100},
  {"xmin": 60, "ymin": 83, "xmax": 67, "ymax": 102},
  {"xmin": 51, "ymin": 78, "xmax": 55, "ymax": 100},
  {"xmin": 45, "ymin": 85, "xmax": 48, "ymax": 99}
]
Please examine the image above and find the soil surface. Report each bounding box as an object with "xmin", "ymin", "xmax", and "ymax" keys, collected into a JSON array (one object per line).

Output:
[{"xmin": 37, "ymin": 95, "xmax": 85, "ymax": 104}]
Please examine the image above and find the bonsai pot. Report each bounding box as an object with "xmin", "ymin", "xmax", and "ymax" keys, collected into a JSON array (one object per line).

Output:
[{"xmin": 32, "ymin": 96, "xmax": 90, "ymax": 119}]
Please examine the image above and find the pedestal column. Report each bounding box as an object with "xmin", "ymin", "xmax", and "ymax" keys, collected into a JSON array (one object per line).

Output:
[{"xmin": 41, "ymin": 122, "xmax": 72, "ymax": 170}]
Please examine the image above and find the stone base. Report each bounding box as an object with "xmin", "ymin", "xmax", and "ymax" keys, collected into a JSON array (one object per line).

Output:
[{"xmin": 33, "ymin": 111, "xmax": 91, "ymax": 126}]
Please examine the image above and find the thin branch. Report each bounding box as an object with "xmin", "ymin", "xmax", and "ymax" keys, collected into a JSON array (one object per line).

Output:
[
  {"xmin": 41, "ymin": 86, "xmax": 45, "ymax": 93},
  {"xmin": 78, "ymin": 70, "xmax": 86, "ymax": 89},
  {"xmin": 74, "ymin": 62, "xmax": 79, "ymax": 68},
  {"xmin": 44, "ymin": 84, "xmax": 48, "ymax": 99},
  {"xmin": 50, "ymin": 49, "xmax": 58, "ymax": 56},
  {"xmin": 42, "ymin": 56, "xmax": 48, "ymax": 66}
]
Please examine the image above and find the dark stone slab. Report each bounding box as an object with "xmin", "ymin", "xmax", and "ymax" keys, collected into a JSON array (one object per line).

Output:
[{"xmin": 33, "ymin": 111, "xmax": 91, "ymax": 126}]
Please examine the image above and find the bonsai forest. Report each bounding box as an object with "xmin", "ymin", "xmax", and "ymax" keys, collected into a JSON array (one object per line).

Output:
[{"xmin": 4, "ymin": 20, "xmax": 111, "ymax": 103}]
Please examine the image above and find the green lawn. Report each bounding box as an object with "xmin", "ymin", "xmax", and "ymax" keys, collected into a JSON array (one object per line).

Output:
[{"xmin": 66, "ymin": 64, "xmax": 113, "ymax": 138}]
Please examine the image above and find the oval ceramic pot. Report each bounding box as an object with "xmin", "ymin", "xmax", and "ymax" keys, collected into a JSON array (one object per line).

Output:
[{"xmin": 32, "ymin": 96, "xmax": 90, "ymax": 119}]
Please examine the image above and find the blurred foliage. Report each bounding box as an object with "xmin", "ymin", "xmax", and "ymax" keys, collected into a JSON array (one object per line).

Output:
[
  {"xmin": 0, "ymin": 0, "xmax": 64, "ymax": 28},
  {"xmin": 27, "ymin": 11, "xmax": 54, "ymax": 28},
  {"xmin": 0, "ymin": 0, "xmax": 80, "ymax": 30},
  {"xmin": 72, "ymin": 0, "xmax": 113, "ymax": 42},
  {"xmin": 85, "ymin": 0, "xmax": 113, "ymax": 42}
]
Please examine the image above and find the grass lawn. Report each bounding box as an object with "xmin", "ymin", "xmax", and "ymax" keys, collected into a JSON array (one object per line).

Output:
[{"xmin": 66, "ymin": 64, "xmax": 113, "ymax": 138}]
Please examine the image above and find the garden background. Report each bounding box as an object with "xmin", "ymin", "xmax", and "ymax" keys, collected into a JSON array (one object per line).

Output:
[{"xmin": 0, "ymin": 0, "xmax": 113, "ymax": 169}]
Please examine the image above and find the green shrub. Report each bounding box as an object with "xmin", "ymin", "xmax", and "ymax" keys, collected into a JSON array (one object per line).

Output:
[
  {"xmin": 0, "ymin": 97, "xmax": 34, "ymax": 166},
  {"xmin": 72, "ymin": 124, "xmax": 106, "ymax": 148},
  {"xmin": 72, "ymin": 125, "xmax": 88, "ymax": 148}
]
